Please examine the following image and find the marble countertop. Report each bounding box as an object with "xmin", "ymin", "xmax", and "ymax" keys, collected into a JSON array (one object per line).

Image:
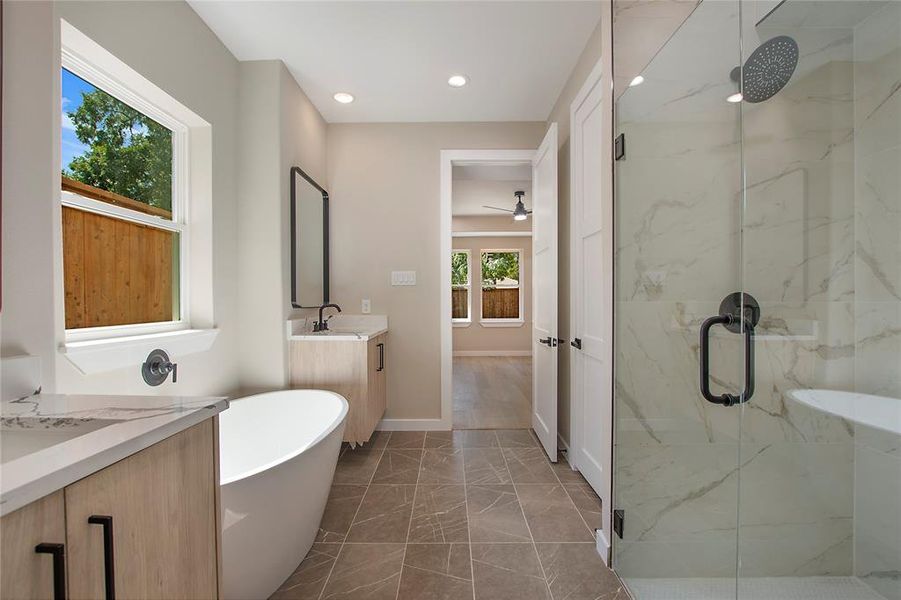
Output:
[
  {"xmin": 287, "ymin": 314, "xmax": 388, "ymax": 341},
  {"xmin": 0, "ymin": 393, "xmax": 227, "ymax": 516}
]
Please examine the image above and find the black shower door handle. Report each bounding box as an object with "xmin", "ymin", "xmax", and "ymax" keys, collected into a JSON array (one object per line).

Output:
[
  {"xmin": 700, "ymin": 314, "xmax": 738, "ymax": 406},
  {"xmin": 699, "ymin": 309, "xmax": 756, "ymax": 407}
]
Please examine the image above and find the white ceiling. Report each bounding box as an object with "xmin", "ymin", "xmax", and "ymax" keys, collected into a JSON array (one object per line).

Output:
[
  {"xmin": 188, "ymin": 1, "xmax": 602, "ymax": 123},
  {"xmin": 452, "ymin": 163, "xmax": 531, "ymax": 216}
]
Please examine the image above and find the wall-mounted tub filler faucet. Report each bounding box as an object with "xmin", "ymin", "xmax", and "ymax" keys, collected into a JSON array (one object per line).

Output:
[
  {"xmin": 142, "ymin": 349, "xmax": 177, "ymax": 386},
  {"xmin": 314, "ymin": 303, "xmax": 342, "ymax": 332}
]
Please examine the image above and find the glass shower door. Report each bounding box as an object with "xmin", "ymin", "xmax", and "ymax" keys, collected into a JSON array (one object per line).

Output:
[
  {"xmin": 737, "ymin": 1, "xmax": 901, "ymax": 599},
  {"xmin": 612, "ymin": 1, "xmax": 746, "ymax": 597}
]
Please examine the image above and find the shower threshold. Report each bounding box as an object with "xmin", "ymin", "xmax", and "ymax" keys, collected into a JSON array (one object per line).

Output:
[{"xmin": 623, "ymin": 576, "xmax": 886, "ymax": 600}]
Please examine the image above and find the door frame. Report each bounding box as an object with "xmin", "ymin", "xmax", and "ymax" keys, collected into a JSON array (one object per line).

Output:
[
  {"xmin": 568, "ymin": 55, "xmax": 614, "ymax": 561},
  {"xmin": 439, "ymin": 149, "xmax": 536, "ymax": 429}
]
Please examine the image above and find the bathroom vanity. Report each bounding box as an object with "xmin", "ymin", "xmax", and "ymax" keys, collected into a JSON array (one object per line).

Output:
[
  {"xmin": 287, "ymin": 315, "xmax": 388, "ymax": 444},
  {"xmin": 0, "ymin": 393, "xmax": 227, "ymax": 599}
]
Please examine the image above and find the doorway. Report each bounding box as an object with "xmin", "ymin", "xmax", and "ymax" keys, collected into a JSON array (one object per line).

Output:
[
  {"xmin": 449, "ymin": 162, "xmax": 534, "ymax": 429},
  {"xmin": 439, "ymin": 138, "xmax": 559, "ymax": 459}
]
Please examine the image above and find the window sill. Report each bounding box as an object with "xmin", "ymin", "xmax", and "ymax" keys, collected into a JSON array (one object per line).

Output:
[
  {"xmin": 452, "ymin": 320, "xmax": 472, "ymax": 328},
  {"xmin": 61, "ymin": 329, "xmax": 219, "ymax": 375},
  {"xmin": 480, "ymin": 320, "xmax": 524, "ymax": 328}
]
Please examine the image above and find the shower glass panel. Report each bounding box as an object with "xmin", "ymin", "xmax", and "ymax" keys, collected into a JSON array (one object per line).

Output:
[
  {"xmin": 738, "ymin": 1, "xmax": 900, "ymax": 599},
  {"xmin": 612, "ymin": 0, "xmax": 744, "ymax": 595},
  {"xmin": 613, "ymin": 0, "xmax": 901, "ymax": 599}
]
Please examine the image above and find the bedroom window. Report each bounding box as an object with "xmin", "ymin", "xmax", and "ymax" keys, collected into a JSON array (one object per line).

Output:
[
  {"xmin": 480, "ymin": 250, "xmax": 522, "ymax": 324},
  {"xmin": 451, "ymin": 249, "xmax": 471, "ymax": 323}
]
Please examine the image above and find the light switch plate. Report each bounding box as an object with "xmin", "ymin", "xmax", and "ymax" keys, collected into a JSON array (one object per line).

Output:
[
  {"xmin": 361, "ymin": 298, "xmax": 371, "ymax": 314},
  {"xmin": 391, "ymin": 271, "xmax": 417, "ymax": 286}
]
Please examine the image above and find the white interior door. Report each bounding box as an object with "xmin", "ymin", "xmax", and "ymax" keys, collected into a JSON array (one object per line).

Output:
[
  {"xmin": 531, "ymin": 124, "xmax": 558, "ymax": 460},
  {"xmin": 570, "ymin": 62, "xmax": 613, "ymax": 560}
]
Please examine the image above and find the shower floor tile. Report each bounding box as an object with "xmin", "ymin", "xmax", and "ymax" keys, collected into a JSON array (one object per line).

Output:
[{"xmin": 624, "ymin": 576, "xmax": 886, "ymax": 600}]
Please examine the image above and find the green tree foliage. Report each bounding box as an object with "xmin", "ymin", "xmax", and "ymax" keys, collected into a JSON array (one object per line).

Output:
[
  {"xmin": 481, "ymin": 252, "xmax": 519, "ymax": 287},
  {"xmin": 64, "ymin": 89, "xmax": 173, "ymax": 211},
  {"xmin": 452, "ymin": 251, "xmax": 469, "ymax": 286}
]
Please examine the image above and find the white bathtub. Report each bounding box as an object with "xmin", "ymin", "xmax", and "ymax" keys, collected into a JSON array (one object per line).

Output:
[{"xmin": 219, "ymin": 390, "xmax": 348, "ymax": 600}]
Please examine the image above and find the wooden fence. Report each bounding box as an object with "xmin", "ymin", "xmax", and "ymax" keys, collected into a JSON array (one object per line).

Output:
[
  {"xmin": 62, "ymin": 205, "xmax": 176, "ymax": 329},
  {"xmin": 482, "ymin": 287, "xmax": 519, "ymax": 319},
  {"xmin": 452, "ymin": 288, "xmax": 468, "ymax": 319},
  {"xmin": 451, "ymin": 287, "xmax": 519, "ymax": 320}
]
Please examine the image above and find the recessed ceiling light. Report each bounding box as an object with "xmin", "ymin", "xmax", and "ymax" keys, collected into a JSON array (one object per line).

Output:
[
  {"xmin": 448, "ymin": 75, "xmax": 468, "ymax": 88},
  {"xmin": 333, "ymin": 92, "xmax": 354, "ymax": 104},
  {"xmin": 630, "ymin": 75, "xmax": 644, "ymax": 87},
  {"xmin": 726, "ymin": 92, "xmax": 743, "ymax": 103}
]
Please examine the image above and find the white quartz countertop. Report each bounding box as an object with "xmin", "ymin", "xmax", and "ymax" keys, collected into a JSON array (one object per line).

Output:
[
  {"xmin": 287, "ymin": 314, "xmax": 388, "ymax": 341},
  {"xmin": 0, "ymin": 393, "xmax": 227, "ymax": 516}
]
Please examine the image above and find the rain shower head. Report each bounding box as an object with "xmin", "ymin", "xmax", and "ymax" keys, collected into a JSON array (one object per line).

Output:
[{"xmin": 730, "ymin": 35, "xmax": 799, "ymax": 103}]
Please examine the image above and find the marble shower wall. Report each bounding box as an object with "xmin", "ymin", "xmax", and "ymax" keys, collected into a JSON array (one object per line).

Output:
[{"xmin": 852, "ymin": 4, "xmax": 901, "ymax": 599}]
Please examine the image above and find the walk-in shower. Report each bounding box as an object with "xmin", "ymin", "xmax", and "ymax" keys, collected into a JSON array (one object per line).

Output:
[{"xmin": 612, "ymin": 0, "xmax": 900, "ymax": 598}]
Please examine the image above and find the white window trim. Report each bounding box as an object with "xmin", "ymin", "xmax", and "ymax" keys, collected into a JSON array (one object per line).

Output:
[
  {"xmin": 57, "ymin": 21, "xmax": 216, "ymax": 372},
  {"xmin": 452, "ymin": 249, "xmax": 472, "ymax": 326},
  {"xmin": 61, "ymin": 50, "xmax": 190, "ymax": 342},
  {"xmin": 479, "ymin": 248, "xmax": 524, "ymax": 325}
]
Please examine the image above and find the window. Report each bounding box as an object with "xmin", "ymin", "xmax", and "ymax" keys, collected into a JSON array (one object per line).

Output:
[
  {"xmin": 451, "ymin": 250, "xmax": 471, "ymax": 323},
  {"xmin": 480, "ymin": 250, "xmax": 522, "ymax": 323},
  {"xmin": 60, "ymin": 64, "xmax": 186, "ymax": 334}
]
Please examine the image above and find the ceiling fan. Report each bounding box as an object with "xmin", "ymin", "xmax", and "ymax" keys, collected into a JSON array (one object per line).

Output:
[{"xmin": 483, "ymin": 190, "xmax": 531, "ymax": 221}]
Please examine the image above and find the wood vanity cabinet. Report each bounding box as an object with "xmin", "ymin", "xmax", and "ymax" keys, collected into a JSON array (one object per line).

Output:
[
  {"xmin": 0, "ymin": 419, "xmax": 221, "ymax": 600},
  {"xmin": 0, "ymin": 491, "xmax": 66, "ymax": 599},
  {"xmin": 289, "ymin": 333, "xmax": 388, "ymax": 445}
]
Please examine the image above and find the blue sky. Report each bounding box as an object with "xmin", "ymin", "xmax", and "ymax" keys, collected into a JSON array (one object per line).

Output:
[{"xmin": 61, "ymin": 68, "xmax": 94, "ymax": 170}]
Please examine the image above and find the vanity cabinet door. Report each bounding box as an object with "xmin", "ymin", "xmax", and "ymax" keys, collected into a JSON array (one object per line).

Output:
[
  {"xmin": 367, "ymin": 334, "xmax": 387, "ymax": 435},
  {"xmin": 65, "ymin": 420, "xmax": 219, "ymax": 600},
  {"xmin": 1, "ymin": 491, "xmax": 66, "ymax": 600}
]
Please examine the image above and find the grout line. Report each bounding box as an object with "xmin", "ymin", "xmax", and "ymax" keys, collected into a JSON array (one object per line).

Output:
[
  {"xmin": 499, "ymin": 440, "xmax": 556, "ymax": 600},
  {"xmin": 316, "ymin": 432, "xmax": 392, "ymax": 600},
  {"xmin": 462, "ymin": 433, "xmax": 477, "ymax": 600},
  {"xmin": 548, "ymin": 450, "xmax": 598, "ymax": 538},
  {"xmin": 397, "ymin": 433, "xmax": 425, "ymax": 600}
]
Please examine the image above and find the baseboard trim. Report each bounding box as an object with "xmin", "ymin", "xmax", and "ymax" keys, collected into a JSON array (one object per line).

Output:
[
  {"xmin": 596, "ymin": 529, "xmax": 611, "ymax": 566},
  {"xmin": 452, "ymin": 350, "xmax": 532, "ymax": 357},
  {"xmin": 377, "ymin": 418, "xmax": 448, "ymax": 431}
]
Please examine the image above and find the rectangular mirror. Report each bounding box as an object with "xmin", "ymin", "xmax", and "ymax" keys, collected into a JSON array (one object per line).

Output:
[{"xmin": 290, "ymin": 166, "xmax": 329, "ymax": 308}]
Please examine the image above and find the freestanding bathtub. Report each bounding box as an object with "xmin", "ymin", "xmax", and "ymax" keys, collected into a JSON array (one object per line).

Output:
[{"xmin": 219, "ymin": 390, "xmax": 348, "ymax": 600}]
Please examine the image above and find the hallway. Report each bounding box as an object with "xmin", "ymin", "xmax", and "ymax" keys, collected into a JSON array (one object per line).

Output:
[
  {"xmin": 452, "ymin": 357, "xmax": 532, "ymax": 429},
  {"xmin": 271, "ymin": 429, "xmax": 625, "ymax": 600}
]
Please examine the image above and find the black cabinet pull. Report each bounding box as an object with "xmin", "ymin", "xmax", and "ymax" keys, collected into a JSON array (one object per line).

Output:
[
  {"xmin": 88, "ymin": 515, "xmax": 115, "ymax": 600},
  {"xmin": 571, "ymin": 338, "xmax": 582, "ymax": 349},
  {"xmin": 377, "ymin": 343, "xmax": 385, "ymax": 371},
  {"xmin": 35, "ymin": 543, "xmax": 66, "ymax": 600},
  {"xmin": 538, "ymin": 337, "xmax": 552, "ymax": 346}
]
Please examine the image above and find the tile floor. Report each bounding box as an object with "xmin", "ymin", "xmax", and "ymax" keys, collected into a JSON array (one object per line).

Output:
[{"xmin": 270, "ymin": 429, "xmax": 629, "ymax": 600}]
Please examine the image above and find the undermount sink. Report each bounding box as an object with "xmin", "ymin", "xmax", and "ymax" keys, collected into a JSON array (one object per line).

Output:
[
  {"xmin": 286, "ymin": 314, "xmax": 388, "ymax": 341},
  {"xmin": 789, "ymin": 389, "xmax": 901, "ymax": 436}
]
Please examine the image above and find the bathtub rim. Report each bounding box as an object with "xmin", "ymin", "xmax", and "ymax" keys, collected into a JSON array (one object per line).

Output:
[{"xmin": 220, "ymin": 389, "xmax": 348, "ymax": 486}]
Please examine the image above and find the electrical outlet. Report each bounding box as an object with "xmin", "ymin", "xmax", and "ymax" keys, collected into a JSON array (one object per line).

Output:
[{"xmin": 361, "ymin": 298, "xmax": 371, "ymax": 314}]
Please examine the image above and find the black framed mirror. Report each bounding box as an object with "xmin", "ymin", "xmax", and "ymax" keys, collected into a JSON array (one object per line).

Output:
[{"xmin": 290, "ymin": 166, "xmax": 329, "ymax": 308}]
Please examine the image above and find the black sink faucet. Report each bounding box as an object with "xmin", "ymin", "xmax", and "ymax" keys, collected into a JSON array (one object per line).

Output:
[{"xmin": 314, "ymin": 303, "xmax": 342, "ymax": 332}]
